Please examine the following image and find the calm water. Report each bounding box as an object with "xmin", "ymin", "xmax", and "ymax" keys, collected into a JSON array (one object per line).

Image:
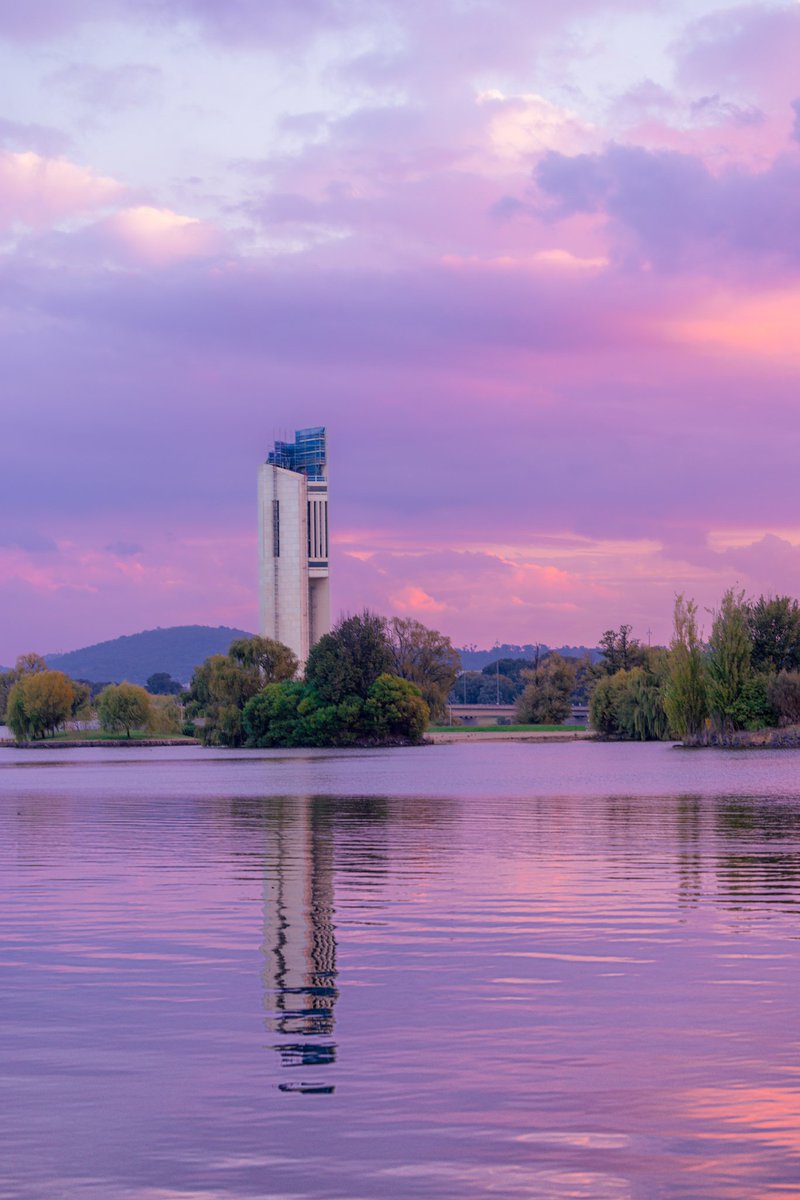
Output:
[{"xmin": 2, "ymin": 741, "xmax": 800, "ymax": 1200}]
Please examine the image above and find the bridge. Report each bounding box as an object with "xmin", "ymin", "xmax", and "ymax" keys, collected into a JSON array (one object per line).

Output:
[{"xmin": 446, "ymin": 704, "xmax": 589, "ymax": 726}]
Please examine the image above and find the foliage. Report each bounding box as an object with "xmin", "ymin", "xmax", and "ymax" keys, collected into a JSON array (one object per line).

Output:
[
  {"xmin": 6, "ymin": 670, "xmax": 76, "ymax": 740},
  {"xmin": 146, "ymin": 694, "xmax": 183, "ymax": 736},
  {"xmin": 387, "ymin": 617, "xmax": 460, "ymax": 721},
  {"xmin": 748, "ymin": 596, "xmax": 800, "ymax": 674},
  {"xmin": 729, "ymin": 674, "xmax": 776, "ymax": 731},
  {"xmin": 186, "ymin": 653, "xmax": 262, "ymax": 744},
  {"xmin": 663, "ymin": 595, "xmax": 708, "ymax": 740},
  {"xmin": 97, "ymin": 683, "xmax": 152, "ymax": 738},
  {"xmin": 1, "ymin": 653, "xmax": 51, "ymax": 722},
  {"xmin": 364, "ymin": 674, "xmax": 429, "ymax": 741},
  {"xmin": 450, "ymin": 670, "xmax": 518, "ymax": 705},
  {"xmin": 589, "ymin": 666, "xmax": 668, "ymax": 740},
  {"xmin": 70, "ymin": 681, "xmax": 93, "ymax": 724},
  {"xmin": 597, "ymin": 626, "xmax": 647, "ymax": 675},
  {"xmin": 146, "ymin": 672, "xmax": 184, "ymax": 695},
  {"xmin": 0, "ymin": 670, "xmax": 15, "ymax": 722},
  {"xmin": 242, "ymin": 674, "xmax": 428, "ymax": 748},
  {"xmin": 228, "ymin": 636, "xmax": 298, "ymax": 683},
  {"xmin": 305, "ymin": 611, "xmax": 393, "ymax": 704},
  {"xmin": 767, "ymin": 671, "xmax": 800, "ymax": 727},
  {"xmin": 242, "ymin": 682, "xmax": 307, "ymax": 747},
  {"xmin": 516, "ymin": 654, "xmax": 576, "ymax": 724},
  {"xmin": 706, "ymin": 589, "xmax": 753, "ymax": 735}
]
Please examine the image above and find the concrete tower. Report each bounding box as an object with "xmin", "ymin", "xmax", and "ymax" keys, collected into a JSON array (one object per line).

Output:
[{"xmin": 258, "ymin": 427, "xmax": 330, "ymax": 665}]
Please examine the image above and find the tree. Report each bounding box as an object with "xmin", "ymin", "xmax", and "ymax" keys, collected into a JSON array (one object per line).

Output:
[
  {"xmin": 767, "ymin": 671, "xmax": 800, "ymax": 726},
  {"xmin": 228, "ymin": 636, "xmax": 298, "ymax": 684},
  {"xmin": 146, "ymin": 694, "xmax": 183, "ymax": 736},
  {"xmin": 597, "ymin": 626, "xmax": 646, "ymax": 675},
  {"xmin": 663, "ymin": 595, "xmax": 707, "ymax": 740},
  {"xmin": 516, "ymin": 654, "xmax": 575, "ymax": 724},
  {"xmin": 748, "ymin": 595, "xmax": 800, "ymax": 673},
  {"xmin": 706, "ymin": 588, "xmax": 753, "ymax": 736},
  {"xmin": 146, "ymin": 672, "xmax": 184, "ymax": 696},
  {"xmin": 0, "ymin": 670, "xmax": 15, "ymax": 721},
  {"xmin": 97, "ymin": 683, "xmax": 152, "ymax": 738},
  {"xmin": 305, "ymin": 611, "xmax": 393, "ymax": 704},
  {"xmin": 387, "ymin": 617, "xmax": 460, "ymax": 721},
  {"xmin": 5, "ymin": 670, "xmax": 75, "ymax": 740},
  {"xmin": 450, "ymin": 671, "xmax": 518, "ymax": 705},
  {"xmin": 1, "ymin": 652, "xmax": 49, "ymax": 723},
  {"xmin": 365, "ymin": 674, "xmax": 429, "ymax": 742},
  {"xmin": 15, "ymin": 652, "xmax": 47, "ymax": 676},
  {"xmin": 590, "ymin": 652, "xmax": 670, "ymax": 740}
]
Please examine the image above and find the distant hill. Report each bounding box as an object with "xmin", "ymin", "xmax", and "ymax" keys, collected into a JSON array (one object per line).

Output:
[
  {"xmin": 458, "ymin": 643, "xmax": 601, "ymax": 670},
  {"xmin": 45, "ymin": 625, "xmax": 254, "ymax": 686}
]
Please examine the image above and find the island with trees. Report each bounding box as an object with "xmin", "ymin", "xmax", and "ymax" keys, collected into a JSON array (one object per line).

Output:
[
  {"xmin": 184, "ymin": 612, "xmax": 460, "ymax": 747},
  {"xmin": 590, "ymin": 590, "xmax": 800, "ymax": 746}
]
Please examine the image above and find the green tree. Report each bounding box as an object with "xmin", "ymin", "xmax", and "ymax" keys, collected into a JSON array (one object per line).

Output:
[
  {"xmin": 146, "ymin": 694, "xmax": 183, "ymax": 736},
  {"xmin": 663, "ymin": 595, "xmax": 708, "ymax": 740},
  {"xmin": 97, "ymin": 683, "xmax": 152, "ymax": 738},
  {"xmin": 450, "ymin": 671, "xmax": 518, "ymax": 705},
  {"xmin": 6, "ymin": 670, "xmax": 75, "ymax": 740},
  {"xmin": 767, "ymin": 671, "xmax": 800, "ymax": 726},
  {"xmin": 516, "ymin": 654, "xmax": 575, "ymax": 724},
  {"xmin": 387, "ymin": 617, "xmax": 460, "ymax": 721},
  {"xmin": 365, "ymin": 674, "xmax": 429, "ymax": 742},
  {"xmin": 146, "ymin": 672, "xmax": 184, "ymax": 696},
  {"xmin": 228, "ymin": 636, "xmax": 299, "ymax": 683},
  {"xmin": 305, "ymin": 611, "xmax": 393, "ymax": 704},
  {"xmin": 706, "ymin": 588, "xmax": 753, "ymax": 736},
  {"xmin": 748, "ymin": 595, "xmax": 800, "ymax": 673},
  {"xmin": 242, "ymin": 681, "xmax": 307, "ymax": 747}
]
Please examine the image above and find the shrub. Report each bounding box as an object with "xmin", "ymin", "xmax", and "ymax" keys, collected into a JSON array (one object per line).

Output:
[
  {"xmin": 364, "ymin": 674, "xmax": 429, "ymax": 743},
  {"xmin": 767, "ymin": 671, "xmax": 800, "ymax": 726}
]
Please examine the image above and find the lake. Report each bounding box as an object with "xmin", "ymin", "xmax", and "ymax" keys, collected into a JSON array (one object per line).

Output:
[{"xmin": 2, "ymin": 741, "xmax": 800, "ymax": 1199}]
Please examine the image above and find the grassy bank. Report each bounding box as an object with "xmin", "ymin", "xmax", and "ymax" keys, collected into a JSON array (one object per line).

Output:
[{"xmin": 428, "ymin": 723, "xmax": 586, "ymax": 734}]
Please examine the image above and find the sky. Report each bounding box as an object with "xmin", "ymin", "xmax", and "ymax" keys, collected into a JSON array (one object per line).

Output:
[{"xmin": 2, "ymin": 0, "xmax": 800, "ymax": 661}]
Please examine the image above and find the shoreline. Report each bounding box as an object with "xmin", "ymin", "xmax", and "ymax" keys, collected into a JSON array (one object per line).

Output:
[
  {"xmin": 426, "ymin": 729, "xmax": 596, "ymax": 744},
  {"xmin": 0, "ymin": 737, "xmax": 201, "ymax": 749}
]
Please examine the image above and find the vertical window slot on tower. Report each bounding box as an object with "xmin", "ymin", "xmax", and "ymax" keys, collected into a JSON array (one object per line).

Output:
[{"xmin": 272, "ymin": 499, "xmax": 280, "ymax": 557}]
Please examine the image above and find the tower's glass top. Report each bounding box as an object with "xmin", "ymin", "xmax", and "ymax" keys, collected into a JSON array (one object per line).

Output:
[{"xmin": 267, "ymin": 427, "xmax": 327, "ymax": 481}]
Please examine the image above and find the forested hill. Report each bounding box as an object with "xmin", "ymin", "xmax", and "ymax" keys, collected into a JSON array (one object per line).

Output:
[
  {"xmin": 458, "ymin": 643, "xmax": 600, "ymax": 670},
  {"xmin": 45, "ymin": 625, "xmax": 254, "ymax": 685}
]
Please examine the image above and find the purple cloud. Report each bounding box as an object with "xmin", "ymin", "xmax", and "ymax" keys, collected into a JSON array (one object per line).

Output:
[{"xmin": 535, "ymin": 138, "xmax": 800, "ymax": 274}]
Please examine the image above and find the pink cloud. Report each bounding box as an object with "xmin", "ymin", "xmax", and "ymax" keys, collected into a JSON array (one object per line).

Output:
[{"xmin": 0, "ymin": 150, "xmax": 123, "ymax": 230}]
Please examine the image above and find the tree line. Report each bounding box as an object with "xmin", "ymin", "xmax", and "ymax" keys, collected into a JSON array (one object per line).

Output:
[
  {"xmin": 0, "ymin": 654, "xmax": 184, "ymax": 740},
  {"xmin": 185, "ymin": 613, "xmax": 461, "ymax": 747},
  {"xmin": 590, "ymin": 593, "xmax": 800, "ymax": 743}
]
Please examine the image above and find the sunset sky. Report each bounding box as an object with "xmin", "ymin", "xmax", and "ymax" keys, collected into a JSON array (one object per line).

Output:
[{"xmin": 2, "ymin": 0, "xmax": 800, "ymax": 662}]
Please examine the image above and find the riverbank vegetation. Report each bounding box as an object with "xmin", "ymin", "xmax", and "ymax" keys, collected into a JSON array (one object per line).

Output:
[
  {"xmin": 1, "ymin": 655, "xmax": 183, "ymax": 741},
  {"xmin": 186, "ymin": 612, "xmax": 460, "ymax": 748},
  {"xmin": 590, "ymin": 592, "xmax": 800, "ymax": 744}
]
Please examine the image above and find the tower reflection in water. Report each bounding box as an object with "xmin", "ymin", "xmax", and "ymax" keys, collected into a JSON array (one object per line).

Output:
[{"xmin": 262, "ymin": 798, "xmax": 338, "ymax": 1094}]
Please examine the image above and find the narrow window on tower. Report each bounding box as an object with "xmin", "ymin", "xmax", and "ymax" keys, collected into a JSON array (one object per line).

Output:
[
  {"xmin": 272, "ymin": 499, "xmax": 280, "ymax": 557},
  {"xmin": 307, "ymin": 501, "xmax": 312, "ymax": 558}
]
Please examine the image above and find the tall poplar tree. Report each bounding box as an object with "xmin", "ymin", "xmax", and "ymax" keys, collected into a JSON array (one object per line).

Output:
[
  {"xmin": 664, "ymin": 595, "xmax": 708, "ymax": 740},
  {"xmin": 706, "ymin": 588, "xmax": 752, "ymax": 735}
]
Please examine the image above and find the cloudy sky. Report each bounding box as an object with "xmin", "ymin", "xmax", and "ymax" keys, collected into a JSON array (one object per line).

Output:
[{"xmin": 2, "ymin": 0, "xmax": 799, "ymax": 661}]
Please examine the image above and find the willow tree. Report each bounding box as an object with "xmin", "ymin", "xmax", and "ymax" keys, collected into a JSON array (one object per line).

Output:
[{"xmin": 664, "ymin": 595, "xmax": 708, "ymax": 740}]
